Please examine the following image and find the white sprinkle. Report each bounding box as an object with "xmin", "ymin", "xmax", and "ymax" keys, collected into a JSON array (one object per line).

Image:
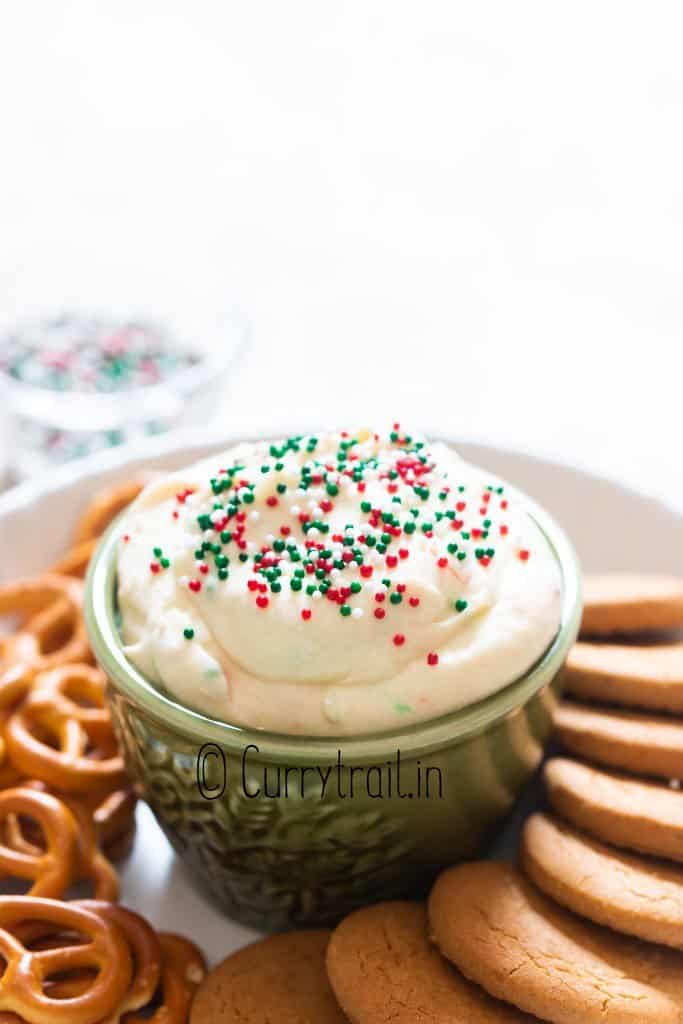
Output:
[
  {"xmin": 265, "ymin": 533, "xmax": 275, "ymax": 544},
  {"xmin": 179, "ymin": 575, "xmax": 189, "ymax": 587},
  {"xmin": 250, "ymin": 510, "xmax": 261, "ymax": 522},
  {"xmin": 312, "ymin": 590, "xmax": 322, "ymax": 600},
  {"xmin": 349, "ymin": 561, "xmax": 359, "ymax": 569},
  {"xmin": 308, "ymin": 527, "xmax": 320, "ymax": 538},
  {"xmin": 351, "ymin": 607, "xmax": 363, "ymax": 619},
  {"xmin": 290, "ymin": 505, "xmax": 301, "ymax": 516},
  {"xmin": 330, "ymin": 568, "xmax": 341, "ymax": 579}
]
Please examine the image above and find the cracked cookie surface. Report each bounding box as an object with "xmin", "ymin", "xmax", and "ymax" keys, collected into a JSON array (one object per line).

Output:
[
  {"xmin": 327, "ymin": 901, "xmax": 537, "ymax": 1022},
  {"xmin": 429, "ymin": 861, "xmax": 683, "ymax": 1024}
]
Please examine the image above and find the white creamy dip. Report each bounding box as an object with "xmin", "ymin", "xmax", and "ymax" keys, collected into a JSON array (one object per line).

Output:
[{"xmin": 117, "ymin": 428, "xmax": 562, "ymax": 735}]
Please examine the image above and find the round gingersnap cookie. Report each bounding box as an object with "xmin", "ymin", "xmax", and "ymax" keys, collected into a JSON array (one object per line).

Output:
[
  {"xmin": 326, "ymin": 901, "xmax": 536, "ymax": 1023},
  {"xmin": 521, "ymin": 811, "xmax": 683, "ymax": 948},
  {"xmin": 565, "ymin": 642, "xmax": 683, "ymax": 712},
  {"xmin": 544, "ymin": 757, "xmax": 683, "ymax": 862},
  {"xmin": 429, "ymin": 861, "xmax": 683, "ymax": 1024},
  {"xmin": 554, "ymin": 701, "xmax": 683, "ymax": 779},
  {"xmin": 189, "ymin": 930, "xmax": 346, "ymax": 1024},
  {"xmin": 581, "ymin": 573, "xmax": 683, "ymax": 637}
]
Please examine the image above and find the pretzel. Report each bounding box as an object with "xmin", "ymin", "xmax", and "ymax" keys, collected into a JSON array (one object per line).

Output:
[
  {"xmin": 73, "ymin": 479, "xmax": 148, "ymax": 545},
  {"xmin": 0, "ymin": 782, "xmax": 120, "ymax": 902},
  {"xmin": 0, "ymin": 896, "xmax": 132, "ymax": 1024},
  {"xmin": 5, "ymin": 679, "xmax": 126, "ymax": 796},
  {"xmin": 30, "ymin": 665, "xmax": 113, "ymax": 748},
  {"xmin": 124, "ymin": 932, "xmax": 206, "ymax": 1024},
  {"xmin": 50, "ymin": 539, "xmax": 97, "ymax": 579},
  {"xmin": 77, "ymin": 901, "xmax": 161, "ymax": 1022},
  {"xmin": 0, "ymin": 576, "xmax": 90, "ymax": 683},
  {"xmin": 0, "ymin": 788, "xmax": 79, "ymax": 899}
]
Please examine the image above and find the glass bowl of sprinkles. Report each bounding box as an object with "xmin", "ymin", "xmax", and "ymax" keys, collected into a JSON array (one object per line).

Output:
[{"xmin": 0, "ymin": 307, "xmax": 248, "ymax": 480}]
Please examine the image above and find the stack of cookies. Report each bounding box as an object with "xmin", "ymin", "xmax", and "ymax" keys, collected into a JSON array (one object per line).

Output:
[{"xmin": 192, "ymin": 573, "xmax": 683, "ymax": 1024}]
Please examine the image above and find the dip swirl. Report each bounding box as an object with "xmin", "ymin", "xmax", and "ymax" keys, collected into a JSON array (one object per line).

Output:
[{"xmin": 117, "ymin": 428, "xmax": 562, "ymax": 735}]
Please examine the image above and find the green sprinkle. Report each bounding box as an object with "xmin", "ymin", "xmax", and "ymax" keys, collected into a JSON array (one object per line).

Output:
[
  {"xmin": 340, "ymin": 604, "xmax": 352, "ymax": 617},
  {"xmin": 454, "ymin": 599, "xmax": 468, "ymax": 613},
  {"xmin": 183, "ymin": 627, "xmax": 195, "ymax": 640},
  {"xmin": 390, "ymin": 592, "xmax": 402, "ymax": 605}
]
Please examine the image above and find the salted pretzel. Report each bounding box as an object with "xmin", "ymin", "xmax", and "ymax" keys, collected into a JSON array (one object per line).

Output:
[
  {"xmin": 0, "ymin": 896, "xmax": 133, "ymax": 1024},
  {"xmin": 0, "ymin": 788, "xmax": 79, "ymax": 899},
  {"xmin": 0, "ymin": 576, "xmax": 90, "ymax": 685},
  {"xmin": 5, "ymin": 673, "xmax": 126, "ymax": 796},
  {"xmin": 73, "ymin": 478, "xmax": 148, "ymax": 545}
]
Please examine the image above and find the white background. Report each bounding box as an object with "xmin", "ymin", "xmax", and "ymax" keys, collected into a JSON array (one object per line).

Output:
[{"xmin": 0, "ymin": 1, "xmax": 681, "ymax": 507}]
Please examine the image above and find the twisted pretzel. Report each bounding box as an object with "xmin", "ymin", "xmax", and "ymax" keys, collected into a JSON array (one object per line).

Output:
[
  {"xmin": 74, "ymin": 479, "xmax": 148, "ymax": 545},
  {"xmin": 1, "ymin": 782, "xmax": 120, "ymax": 902},
  {"xmin": 0, "ymin": 788, "xmax": 79, "ymax": 899},
  {"xmin": 0, "ymin": 577, "xmax": 89, "ymax": 683},
  {"xmin": 30, "ymin": 665, "xmax": 113, "ymax": 748},
  {"xmin": 50, "ymin": 539, "xmax": 97, "ymax": 579},
  {"xmin": 5, "ymin": 675, "xmax": 126, "ymax": 796},
  {"xmin": 77, "ymin": 902, "xmax": 161, "ymax": 1022},
  {"xmin": 124, "ymin": 932, "xmax": 206, "ymax": 1024},
  {"xmin": 0, "ymin": 896, "xmax": 132, "ymax": 1024}
]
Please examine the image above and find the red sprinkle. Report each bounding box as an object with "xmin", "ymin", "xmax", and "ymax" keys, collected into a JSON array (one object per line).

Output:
[
  {"xmin": 398, "ymin": 548, "xmax": 409, "ymax": 559},
  {"xmin": 393, "ymin": 633, "xmax": 405, "ymax": 646},
  {"xmin": 409, "ymin": 596, "xmax": 420, "ymax": 607},
  {"xmin": 518, "ymin": 549, "xmax": 530, "ymax": 562},
  {"xmin": 386, "ymin": 555, "xmax": 398, "ymax": 568},
  {"xmin": 427, "ymin": 652, "xmax": 439, "ymax": 666},
  {"xmin": 150, "ymin": 562, "xmax": 160, "ymax": 574},
  {"xmin": 500, "ymin": 525, "xmax": 509, "ymax": 536},
  {"xmin": 456, "ymin": 501, "xmax": 466, "ymax": 511},
  {"xmin": 501, "ymin": 500, "xmax": 508, "ymax": 510},
  {"xmin": 266, "ymin": 496, "xmax": 278, "ymax": 507},
  {"xmin": 122, "ymin": 534, "xmax": 130, "ymax": 543},
  {"xmin": 247, "ymin": 579, "xmax": 259, "ymax": 591},
  {"xmin": 188, "ymin": 580, "xmax": 202, "ymax": 593},
  {"xmin": 396, "ymin": 583, "xmax": 406, "ymax": 593},
  {"xmin": 199, "ymin": 563, "xmax": 209, "ymax": 575},
  {"xmin": 375, "ymin": 592, "xmax": 386, "ymax": 603},
  {"xmin": 374, "ymin": 607, "xmax": 386, "ymax": 619},
  {"xmin": 437, "ymin": 557, "xmax": 448, "ymax": 568},
  {"xmin": 256, "ymin": 595, "xmax": 269, "ymax": 608},
  {"xmin": 280, "ymin": 525, "xmax": 291, "ymax": 536},
  {"xmin": 360, "ymin": 565, "xmax": 373, "ymax": 578},
  {"xmin": 301, "ymin": 609, "xmax": 312, "ymax": 621}
]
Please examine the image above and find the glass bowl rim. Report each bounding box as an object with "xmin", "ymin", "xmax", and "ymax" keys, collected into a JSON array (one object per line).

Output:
[{"xmin": 85, "ymin": 453, "xmax": 582, "ymax": 763}]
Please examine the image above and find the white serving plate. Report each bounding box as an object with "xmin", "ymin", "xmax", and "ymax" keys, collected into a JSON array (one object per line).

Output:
[{"xmin": 0, "ymin": 430, "xmax": 680, "ymax": 964}]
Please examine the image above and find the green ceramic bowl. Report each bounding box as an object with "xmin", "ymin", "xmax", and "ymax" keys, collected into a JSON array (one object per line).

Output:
[{"xmin": 85, "ymin": 470, "xmax": 581, "ymax": 930}]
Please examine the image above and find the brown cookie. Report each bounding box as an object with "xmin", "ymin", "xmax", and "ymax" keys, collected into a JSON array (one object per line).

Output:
[
  {"xmin": 555, "ymin": 701, "xmax": 683, "ymax": 779},
  {"xmin": 544, "ymin": 757, "xmax": 683, "ymax": 863},
  {"xmin": 429, "ymin": 861, "xmax": 683, "ymax": 1024},
  {"xmin": 581, "ymin": 573, "xmax": 683, "ymax": 637},
  {"xmin": 190, "ymin": 930, "xmax": 346, "ymax": 1024},
  {"xmin": 326, "ymin": 901, "xmax": 536, "ymax": 1023},
  {"xmin": 521, "ymin": 811, "xmax": 683, "ymax": 948},
  {"xmin": 565, "ymin": 641, "xmax": 683, "ymax": 712}
]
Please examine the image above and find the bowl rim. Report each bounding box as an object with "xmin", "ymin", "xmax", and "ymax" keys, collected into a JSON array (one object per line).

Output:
[{"xmin": 85, "ymin": 446, "xmax": 582, "ymax": 764}]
